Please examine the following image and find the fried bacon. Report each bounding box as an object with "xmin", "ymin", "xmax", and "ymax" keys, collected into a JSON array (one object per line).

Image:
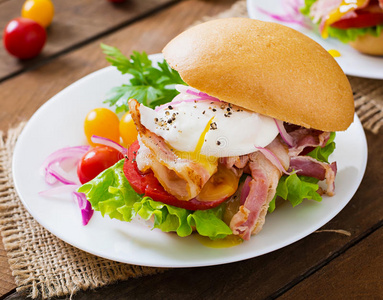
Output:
[
  {"xmin": 230, "ymin": 138, "xmax": 289, "ymax": 240},
  {"xmin": 129, "ymin": 99, "xmax": 338, "ymax": 240},
  {"xmin": 129, "ymin": 99, "xmax": 217, "ymax": 201}
]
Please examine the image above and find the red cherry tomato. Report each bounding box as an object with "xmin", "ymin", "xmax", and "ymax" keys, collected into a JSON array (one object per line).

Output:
[
  {"xmin": 77, "ymin": 146, "xmax": 123, "ymax": 184},
  {"xmin": 123, "ymin": 141, "xmax": 237, "ymax": 210},
  {"xmin": 3, "ymin": 17, "xmax": 46, "ymax": 59}
]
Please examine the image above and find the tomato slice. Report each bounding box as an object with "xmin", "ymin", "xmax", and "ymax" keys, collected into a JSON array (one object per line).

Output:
[
  {"xmin": 123, "ymin": 141, "xmax": 239, "ymax": 210},
  {"xmin": 331, "ymin": 12, "xmax": 383, "ymax": 29}
]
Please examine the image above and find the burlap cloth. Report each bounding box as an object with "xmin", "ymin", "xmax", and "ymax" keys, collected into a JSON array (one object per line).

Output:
[{"xmin": 0, "ymin": 1, "xmax": 382, "ymax": 299}]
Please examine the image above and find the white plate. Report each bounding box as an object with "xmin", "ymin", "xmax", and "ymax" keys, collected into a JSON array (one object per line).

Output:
[
  {"xmin": 247, "ymin": 0, "xmax": 383, "ymax": 79},
  {"xmin": 13, "ymin": 54, "xmax": 367, "ymax": 268}
]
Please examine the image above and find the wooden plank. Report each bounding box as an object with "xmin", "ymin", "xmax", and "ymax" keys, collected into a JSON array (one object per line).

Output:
[
  {"xmin": 0, "ymin": 0, "xmax": 176, "ymax": 82},
  {"xmin": 0, "ymin": 0, "xmax": 236, "ymax": 297},
  {"xmin": 0, "ymin": 243, "xmax": 15, "ymax": 297},
  {"xmin": 0, "ymin": 0, "xmax": 382, "ymax": 299},
  {"xmin": 277, "ymin": 227, "xmax": 383, "ymax": 299}
]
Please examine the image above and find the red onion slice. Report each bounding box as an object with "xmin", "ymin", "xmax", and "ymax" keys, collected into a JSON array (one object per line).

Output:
[
  {"xmin": 73, "ymin": 192, "xmax": 94, "ymax": 226},
  {"xmin": 46, "ymin": 168, "xmax": 78, "ymax": 185},
  {"xmin": 41, "ymin": 146, "xmax": 90, "ymax": 185},
  {"xmin": 185, "ymin": 89, "xmax": 221, "ymax": 101},
  {"xmin": 257, "ymin": 0, "xmax": 311, "ymax": 29},
  {"xmin": 90, "ymin": 135, "xmax": 126, "ymax": 154},
  {"xmin": 156, "ymin": 85, "xmax": 221, "ymax": 111},
  {"xmin": 39, "ymin": 184, "xmax": 80, "ymax": 196},
  {"xmin": 255, "ymin": 146, "xmax": 293, "ymax": 175},
  {"xmin": 40, "ymin": 187, "xmax": 94, "ymax": 226},
  {"xmin": 274, "ymin": 119, "xmax": 294, "ymax": 147},
  {"xmin": 41, "ymin": 145, "xmax": 96, "ymax": 226}
]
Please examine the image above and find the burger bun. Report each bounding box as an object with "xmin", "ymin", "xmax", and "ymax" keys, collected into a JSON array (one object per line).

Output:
[
  {"xmin": 163, "ymin": 18, "xmax": 355, "ymax": 132},
  {"xmin": 349, "ymin": 32, "xmax": 383, "ymax": 56}
]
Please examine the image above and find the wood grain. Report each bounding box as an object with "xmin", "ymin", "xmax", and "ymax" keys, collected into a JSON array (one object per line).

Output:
[
  {"xmin": 0, "ymin": 0, "xmax": 236, "ymax": 297},
  {"xmin": 278, "ymin": 227, "xmax": 383, "ymax": 299},
  {"xmin": 0, "ymin": 0, "xmax": 382, "ymax": 299},
  {"xmin": 0, "ymin": 243, "xmax": 14, "ymax": 297},
  {"xmin": 0, "ymin": 0, "xmax": 177, "ymax": 82},
  {"xmin": 0, "ymin": 0, "xmax": 235, "ymax": 132}
]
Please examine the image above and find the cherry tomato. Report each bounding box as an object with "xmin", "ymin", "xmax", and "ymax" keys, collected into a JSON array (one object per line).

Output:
[
  {"xmin": 21, "ymin": 0, "xmax": 55, "ymax": 28},
  {"xmin": 119, "ymin": 112, "xmax": 138, "ymax": 147},
  {"xmin": 123, "ymin": 141, "xmax": 238, "ymax": 210},
  {"xmin": 3, "ymin": 17, "xmax": 46, "ymax": 59},
  {"xmin": 84, "ymin": 108, "xmax": 120, "ymax": 146},
  {"xmin": 77, "ymin": 146, "xmax": 123, "ymax": 184}
]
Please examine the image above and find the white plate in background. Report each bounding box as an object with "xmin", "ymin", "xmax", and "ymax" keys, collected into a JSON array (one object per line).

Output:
[{"xmin": 247, "ymin": 0, "xmax": 383, "ymax": 79}]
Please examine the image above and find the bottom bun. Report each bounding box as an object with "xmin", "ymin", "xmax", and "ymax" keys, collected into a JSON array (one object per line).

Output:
[{"xmin": 349, "ymin": 31, "xmax": 383, "ymax": 56}]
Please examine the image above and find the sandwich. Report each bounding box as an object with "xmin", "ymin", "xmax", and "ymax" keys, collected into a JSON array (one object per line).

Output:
[
  {"xmin": 79, "ymin": 18, "xmax": 355, "ymax": 242},
  {"xmin": 301, "ymin": 0, "xmax": 383, "ymax": 55}
]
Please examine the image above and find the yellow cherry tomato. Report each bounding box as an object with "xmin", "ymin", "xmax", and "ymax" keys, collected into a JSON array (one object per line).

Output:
[
  {"xmin": 119, "ymin": 112, "xmax": 138, "ymax": 147},
  {"xmin": 21, "ymin": 0, "xmax": 55, "ymax": 28},
  {"xmin": 84, "ymin": 108, "xmax": 120, "ymax": 146}
]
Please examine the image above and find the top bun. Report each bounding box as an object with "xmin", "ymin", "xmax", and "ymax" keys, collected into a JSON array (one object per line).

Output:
[{"xmin": 163, "ymin": 18, "xmax": 355, "ymax": 131}]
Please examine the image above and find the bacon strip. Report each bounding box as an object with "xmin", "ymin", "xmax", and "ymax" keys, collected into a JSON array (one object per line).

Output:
[
  {"xmin": 310, "ymin": 0, "xmax": 343, "ymax": 23},
  {"xmin": 289, "ymin": 156, "xmax": 337, "ymax": 196},
  {"xmin": 288, "ymin": 128, "xmax": 330, "ymax": 156},
  {"xmin": 129, "ymin": 99, "xmax": 217, "ymax": 201},
  {"xmin": 230, "ymin": 138, "xmax": 289, "ymax": 240},
  {"xmin": 130, "ymin": 98, "xmax": 338, "ymax": 240}
]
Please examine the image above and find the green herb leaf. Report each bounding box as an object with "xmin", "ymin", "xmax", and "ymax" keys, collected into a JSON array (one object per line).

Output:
[{"xmin": 101, "ymin": 44, "xmax": 186, "ymax": 112}]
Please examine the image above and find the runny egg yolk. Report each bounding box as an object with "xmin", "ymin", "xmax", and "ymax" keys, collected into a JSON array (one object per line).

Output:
[
  {"xmin": 173, "ymin": 116, "xmax": 217, "ymax": 173},
  {"xmin": 321, "ymin": 0, "xmax": 368, "ymax": 38},
  {"xmin": 194, "ymin": 116, "xmax": 215, "ymax": 155}
]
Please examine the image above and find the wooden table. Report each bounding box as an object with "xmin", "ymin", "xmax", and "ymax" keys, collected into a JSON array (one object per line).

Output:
[{"xmin": 0, "ymin": 0, "xmax": 382, "ymax": 299}]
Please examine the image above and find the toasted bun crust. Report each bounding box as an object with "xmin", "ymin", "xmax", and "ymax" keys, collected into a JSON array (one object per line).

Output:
[
  {"xmin": 163, "ymin": 18, "xmax": 355, "ymax": 131},
  {"xmin": 349, "ymin": 32, "xmax": 383, "ymax": 56}
]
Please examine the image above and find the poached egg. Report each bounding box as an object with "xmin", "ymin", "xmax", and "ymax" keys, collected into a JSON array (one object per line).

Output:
[{"xmin": 139, "ymin": 85, "xmax": 279, "ymax": 158}]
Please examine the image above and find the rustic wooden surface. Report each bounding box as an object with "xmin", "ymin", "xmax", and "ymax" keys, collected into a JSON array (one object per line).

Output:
[
  {"xmin": 0, "ymin": 0, "xmax": 176, "ymax": 82},
  {"xmin": 0, "ymin": 0, "xmax": 382, "ymax": 299}
]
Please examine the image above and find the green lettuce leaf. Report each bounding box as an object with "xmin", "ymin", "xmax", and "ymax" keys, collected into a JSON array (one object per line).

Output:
[
  {"xmin": 300, "ymin": 0, "xmax": 316, "ymax": 17},
  {"xmin": 78, "ymin": 159, "xmax": 232, "ymax": 240},
  {"xmin": 268, "ymin": 132, "xmax": 336, "ymax": 213},
  {"xmin": 307, "ymin": 132, "xmax": 336, "ymax": 163},
  {"xmin": 268, "ymin": 174, "xmax": 322, "ymax": 213},
  {"xmin": 327, "ymin": 25, "xmax": 383, "ymax": 43}
]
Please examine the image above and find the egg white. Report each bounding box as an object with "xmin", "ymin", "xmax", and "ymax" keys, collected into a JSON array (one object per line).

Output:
[{"xmin": 139, "ymin": 97, "xmax": 279, "ymax": 158}]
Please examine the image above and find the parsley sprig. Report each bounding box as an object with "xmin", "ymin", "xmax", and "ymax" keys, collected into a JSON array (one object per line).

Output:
[{"xmin": 101, "ymin": 43, "xmax": 185, "ymax": 113}]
